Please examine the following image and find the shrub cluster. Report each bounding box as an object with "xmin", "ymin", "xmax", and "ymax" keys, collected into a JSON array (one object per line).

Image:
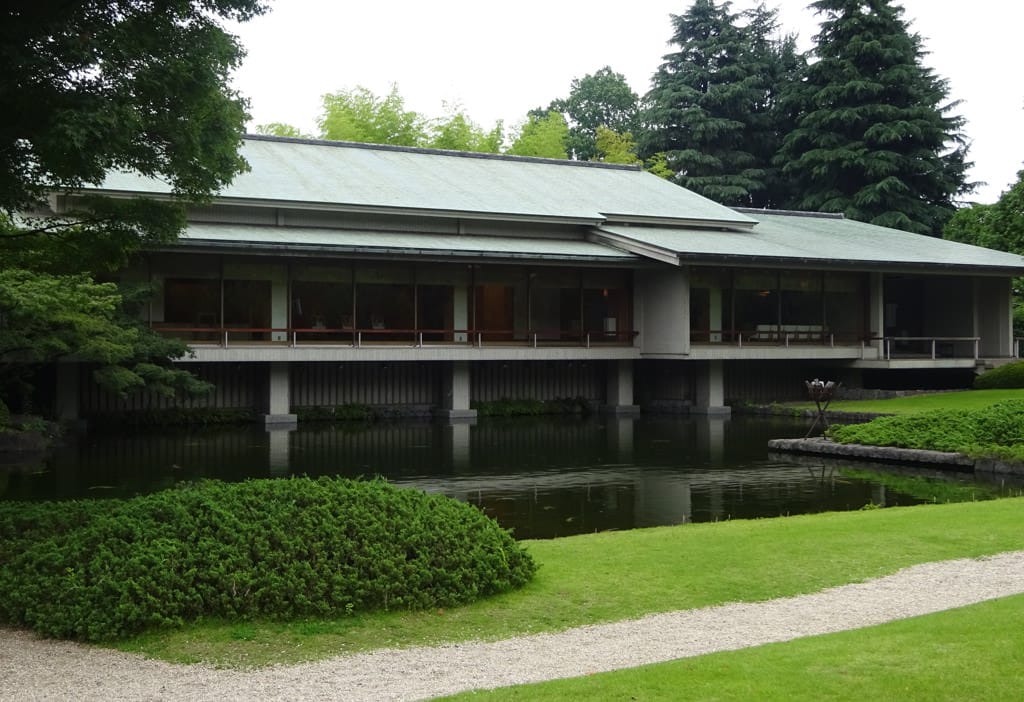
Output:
[
  {"xmin": 89, "ymin": 407, "xmax": 259, "ymax": 429},
  {"xmin": 827, "ymin": 399, "xmax": 1024, "ymax": 462},
  {"xmin": 974, "ymin": 361, "xmax": 1024, "ymax": 389},
  {"xmin": 0, "ymin": 478, "xmax": 536, "ymax": 641},
  {"xmin": 473, "ymin": 396, "xmax": 592, "ymax": 417}
]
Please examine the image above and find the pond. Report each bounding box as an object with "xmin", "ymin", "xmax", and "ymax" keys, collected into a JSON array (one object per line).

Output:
[{"xmin": 1, "ymin": 415, "xmax": 1017, "ymax": 539}]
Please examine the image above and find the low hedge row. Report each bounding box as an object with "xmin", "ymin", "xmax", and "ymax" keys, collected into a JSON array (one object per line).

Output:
[
  {"xmin": 0, "ymin": 478, "xmax": 536, "ymax": 641},
  {"xmin": 974, "ymin": 361, "xmax": 1024, "ymax": 389},
  {"xmin": 473, "ymin": 397, "xmax": 593, "ymax": 417},
  {"xmin": 827, "ymin": 399, "xmax": 1024, "ymax": 462}
]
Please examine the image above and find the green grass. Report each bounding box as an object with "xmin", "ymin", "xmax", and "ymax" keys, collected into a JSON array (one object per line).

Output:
[
  {"xmin": 115, "ymin": 498, "xmax": 1024, "ymax": 668},
  {"xmin": 786, "ymin": 388, "xmax": 1024, "ymax": 416},
  {"xmin": 443, "ymin": 594, "xmax": 1024, "ymax": 701}
]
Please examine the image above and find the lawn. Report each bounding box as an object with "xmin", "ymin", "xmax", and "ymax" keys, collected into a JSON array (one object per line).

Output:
[
  {"xmin": 786, "ymin": 387, "xmax": 1024, "ymax": 416},
  {"xmin": 442, "ymin": 594, "xmax": 1024, "ymax": 701},
  {"xmin": 116, "ymin": 497, "xmax": 1024, "ymax": 668}
]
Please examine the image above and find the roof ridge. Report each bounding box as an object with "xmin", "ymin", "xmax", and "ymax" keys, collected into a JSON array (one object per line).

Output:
[
  {"xmin": 734, "ymin": 207, "xmax": 845, "ymax": 220},
  {"xmin": 244, "ymin": 134, "xmax": 643, "ymax": 172}
]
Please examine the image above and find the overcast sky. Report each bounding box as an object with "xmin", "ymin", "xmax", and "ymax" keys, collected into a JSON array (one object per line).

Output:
[{"xmin": 229, "ymin": 0, "xmax": 1024, "ymax": 204}]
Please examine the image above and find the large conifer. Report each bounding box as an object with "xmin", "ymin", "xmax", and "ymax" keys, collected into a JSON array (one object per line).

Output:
[
  {"xmin": 777, "ymin": 0, "xmax": 970, "ymax": 235},
  {"xmin": 639, "ymin": 1, "xmax": 796, "ymax": 207}
]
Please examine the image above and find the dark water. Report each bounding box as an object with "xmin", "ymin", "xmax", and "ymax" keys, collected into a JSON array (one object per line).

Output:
[{"xmin": 1, "ymin": 415, "xmax": 1015, "ymax": 539}]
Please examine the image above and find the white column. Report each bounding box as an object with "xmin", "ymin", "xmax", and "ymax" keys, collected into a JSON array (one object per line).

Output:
[
  {"xmin": 868, "ymin": 272, "xmax": 885, "ymax": 359},
  {"xmin": 271, "ymin": 277, "xmax": 288, "ymax": 342},
  {"xmin": 263, "ymin": 361, "xmax": 297, "ymax": 427},
  {"xmin": 693, "ymin": 360, "xmax": 730, "ymax": 415},
  {"xmin": 435, "ymin": 360, "xmax": 477, "ymax": 422},
  {"xmin": 709, "ymin": 287, "xmax": 723, "ymax": 342},
  {"xmin": 602, "ymin": 359, "xmax": 640, "ymax": 415},
  {"xmin": 453, "ymin": 285, "xmax": 468, "ymax": 343}
]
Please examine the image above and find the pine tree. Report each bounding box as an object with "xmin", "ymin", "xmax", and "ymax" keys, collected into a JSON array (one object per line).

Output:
[
  {"xmin": 777, "ymin": 0, "xmax": 971, "ymax": 235},
  {"xmin": 639, "ymin": 1, "xmax": 793, "ymax": 206}
]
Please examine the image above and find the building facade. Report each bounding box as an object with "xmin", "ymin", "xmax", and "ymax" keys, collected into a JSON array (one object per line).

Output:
[{"xmin": 54, "ymin": 136, "xmax": 1024, "ymax": 424}]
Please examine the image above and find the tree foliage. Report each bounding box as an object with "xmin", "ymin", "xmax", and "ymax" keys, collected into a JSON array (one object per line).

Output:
[
  {"xmin": 777, "ymin": 0, "xmax": 970, "ymax": 235},
  {"xmin": 639, "ymin": 1, "xmax": 798, "ymax": 207},
  {"xmin": 944, "ymin": 170, "xmax": 1024, "ymax": 254},
  {"xmin": 548, "ymin": 67, "xmax": 639, "ymax": 162},
  {"xmin": 595, "ymin": 127, "xmax": 641, "ymax": 166},
  {"xmin": 427, "ymin": 103, "xmax": 504, "ymax": 153},
  {"xmin": 0, "ymin": 0, "xmax": 265, "ymax": 409},
  {"xmin": 318, "ymin": 85, "xmax": 429, "ymax": 147},
  {"xmin": 507, "ymin": 111, "xmax": 570, "ymax": 159}
]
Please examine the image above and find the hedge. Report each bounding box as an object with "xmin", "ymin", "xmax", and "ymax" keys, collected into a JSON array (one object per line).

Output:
[
  {"xmin": 0, "ymin": 477, "xmax": 536, "ymax": 641},
  {"xmin": 974, "ymin": 361, "xmax": 1024, "ymax": 389}
]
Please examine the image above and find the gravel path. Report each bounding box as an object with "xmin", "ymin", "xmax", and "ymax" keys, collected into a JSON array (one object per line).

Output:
[{"xmin": 3, "ymin": 551, "xmax": 1024, "ymax": 702}]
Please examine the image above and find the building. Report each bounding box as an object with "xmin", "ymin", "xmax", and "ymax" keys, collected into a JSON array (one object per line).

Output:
[{"xmin": 53, "ymin": 135, "xmax": 1024, "ymax": 425}]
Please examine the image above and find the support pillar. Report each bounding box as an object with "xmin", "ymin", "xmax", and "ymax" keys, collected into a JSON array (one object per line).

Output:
[
  {"xmin": 263, "ymin": 361, "xmax": 297, "ymax": 427},
  {"xmin": 868, "ymin": 272, "xmax": 885, "ymax": 359},
  {"xmin": 435, "ymin": 360, "xmax": 477, "ymax": 422},
  {"xmin": 602, "ymin": 359, "xmax": 640, "ymax": 415},
  {"xmin": 693, "ymin": 360, "xmax": 730, "ymax": 415}
]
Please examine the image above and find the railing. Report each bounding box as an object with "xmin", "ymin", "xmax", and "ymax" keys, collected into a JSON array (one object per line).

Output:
[
  {"xmin": 149, "ymin": 325, "xmax": 638, "ymax": 349},
  {"xmin": 880, "ymin": 336, "xmax": 980, "ymax": 361},
  {"xmin": 690, "ymin": 327, "xmax": 857, "ymax": 347}
]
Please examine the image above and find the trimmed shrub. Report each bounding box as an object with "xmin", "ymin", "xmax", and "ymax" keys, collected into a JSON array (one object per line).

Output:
[
  {"xmin": 974, "ymin": 361, "xmax": 1024, "ymax": 389},
  {"xmin": 0, "ymin": 478, "xmax": 536, "ymax": 641},
  {"xmin": 473, "ymin": 396, "xmax": 593, "ymax": 417},
  {"xmin": 827, "ymin": 399, "xmax": 1024, "ymax": 461}
]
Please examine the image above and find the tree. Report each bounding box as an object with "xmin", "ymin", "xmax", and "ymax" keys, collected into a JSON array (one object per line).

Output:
[
  {"xmin": 945, "ymin": 170, "xmax": 1024, "ymax": 254},
  {"xmin": 256, "ymin": 122, "xmax": 314, "ymax": 139},
  {"xmin": 427, "ymin": 103, "xmax": 504, "ymax": 153},
  {"xmin": 639, "ymin": 1, "xmax": 792, "ymax": 206},
  {"xmin": 777, "ymin": 0, "xmax": 971, "ymax": 235},
  {"xmin": 318, "ymin": 85, "xmax": 429, "ymax": 147},
  {"xmin": 594, "ymin": 127, "xmax": 641, "ymax": 166},
  {"xmin": 548, "ymin": 67, "xmax": 639, "ymax": 162},
  {"xmin": 0, "ymin": 0, "xmax": 265, "ymax": 414},
  {"xmin": 506, "ymin": 111, "xmax": 569, "ymax": 159}
]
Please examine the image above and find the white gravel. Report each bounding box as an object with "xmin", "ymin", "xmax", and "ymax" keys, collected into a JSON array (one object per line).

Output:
[{"xmin": 3, "ymin": 550, "xmax": 1024, "ymax": 702}]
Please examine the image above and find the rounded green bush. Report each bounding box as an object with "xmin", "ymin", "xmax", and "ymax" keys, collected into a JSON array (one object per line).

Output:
[
  {"xmin": 974, "ymin": 361, "xmax": 1024, "ymax": 389},
  {"xmin": 0, "ymin": 478, "xmax": 536, "ymax": 641}
]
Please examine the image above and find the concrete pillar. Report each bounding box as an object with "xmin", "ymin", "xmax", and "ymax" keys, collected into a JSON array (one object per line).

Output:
[
  {"xmin": 435, "ymin": 360, "xmax": 477, "ymax": 422},
  {"xmin": 453, "ymin": 285, "xmax": 468, "ymax": 343},
  {"xmin": 709, "ymin": 287, "xmax": 723, "ymax": 342},
  {"xmin": 271, "ymin": 277, "xmax": 288, "ymax": 342},
  {"xmin": 263, "ymin": 361, "xmax": 297, "ymax": 427},
  {"xmin": 602, "ymin": 359, "xmax": 640, "ymax": 415},
  {"xmin": 867, "ymin": 272, "xmax": 885, "ymax": 359},
  {"xmin": 693, "ymin": 360, "xmax": 730, "ymax": 415},
  {"xmin": 54, "ymin": 362, "xmax": 81, "ymax": 424}
]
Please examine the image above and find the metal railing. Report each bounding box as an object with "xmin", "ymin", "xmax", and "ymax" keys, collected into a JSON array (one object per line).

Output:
[{"xmin": 149, "ymin": 325, "xmax": 639, "ymax": 349}]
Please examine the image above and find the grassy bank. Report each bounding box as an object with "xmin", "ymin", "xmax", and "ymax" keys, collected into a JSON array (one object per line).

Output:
[
  {"xmin": 116, "ymin": 498, "xmax": 1024, "ymax": 667},
  {"xmin": 787, "ymin": 388, "xmax": 1024, "ymax": 416},
  {"xmin": 443, "ymin": 594, "xmax": 1024, "ymax": 701}
]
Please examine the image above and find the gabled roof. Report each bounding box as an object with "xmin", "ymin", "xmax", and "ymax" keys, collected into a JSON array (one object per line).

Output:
[
  {"xmin": 592, "ymin": 209, "xmax": 1024, "ymax": 273},
  {"xmin": 97, "ymin": 135, "xmax": 757, "ymax": 230}
]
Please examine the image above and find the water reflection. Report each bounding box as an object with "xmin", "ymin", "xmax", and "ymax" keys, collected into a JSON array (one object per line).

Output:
[{"xmin": 2, "ymin": 415, "xmax": 1017, "ymax": 539}]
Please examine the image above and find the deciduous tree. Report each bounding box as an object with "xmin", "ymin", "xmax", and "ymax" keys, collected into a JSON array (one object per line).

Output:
[
  {"xmin": 0, "ymin": 0, "xmax": 264, "ymax": 413},
  {"xmin": 318, "ymin": 85, "xmax": 429, "ymax": 147},
  {"xmin": 506, "ymin": 112, "xmax": 569, "ymax": 159},
  {"xmin": 548, "ymin": 67, "xmax": 639, "ymax": 162}
]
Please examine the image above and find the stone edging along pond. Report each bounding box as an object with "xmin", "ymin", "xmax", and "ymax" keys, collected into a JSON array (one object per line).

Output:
[{"xmin": 767, "ymin": 437, "xmax": 1024, "ymax": 477}]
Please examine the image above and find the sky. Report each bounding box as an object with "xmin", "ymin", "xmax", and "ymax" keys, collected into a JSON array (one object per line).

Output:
[{"xmin": 228, "ymin": 0, "xmax": 1024, "ymax": 204}]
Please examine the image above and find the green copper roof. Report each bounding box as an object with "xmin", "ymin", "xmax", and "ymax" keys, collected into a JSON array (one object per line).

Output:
[
  {"xmin": 99, "ymin": 136, "xmax": 756, "ymax": 229},
  {"xmin": 594, "ymin": 210, "xmax": 1024, "ymax": 273},
  {"xmin": 178, "ymin": 222, "xmax": 639, "ymax": 263}
]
